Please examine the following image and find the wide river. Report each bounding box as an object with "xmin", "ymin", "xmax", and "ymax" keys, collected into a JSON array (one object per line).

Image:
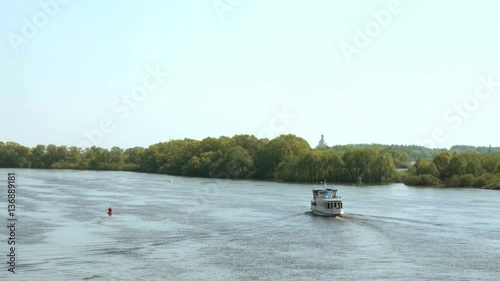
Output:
[{"xmin": 2, "ymin": 169, "xmax": 499, "ymax": 280}]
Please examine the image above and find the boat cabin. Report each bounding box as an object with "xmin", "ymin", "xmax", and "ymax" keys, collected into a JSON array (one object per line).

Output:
[{"xmin": 312, "ymin": 188, "xmax": 340, "ymax": 200}]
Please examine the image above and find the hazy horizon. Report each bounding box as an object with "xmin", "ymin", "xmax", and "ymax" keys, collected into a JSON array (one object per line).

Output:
[{"xmin": 2, "ymin": 0, "xmax": 500, "ymax": 150}]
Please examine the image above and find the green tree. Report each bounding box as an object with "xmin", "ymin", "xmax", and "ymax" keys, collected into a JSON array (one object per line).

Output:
[
  {"xmin": 374, "ymin": 151, "xmax": 396, "ymax": 182},
  {"xmin": 257, "ymin": 134, "xmax": 310, "ymax": 179},
  {"xmin": 446, "ymin": 154, "xmax": 467, "ymax": 177},
  {"xmin": 221, "ymin": 146, "xmax": 254, "ymax": 178},
  {"xmin": 124, "ymin": 146, "xmax": 146, "ymax": 171},
  {"xmin": 342, "ymin": 148, "xmax": 377, "ymax": 184},
  {"xmin": 481, "ymin": 155, "xmax": 499, "ymax": 173},
  {"xmin": 433, "ymin": 151, "xmax": 452, "ymax": 179},
  {"xmin": 462, "ymin": 153, "xmax": 484, "ymax": 175},
  {"xmin": 183, "ymin": 156, "xmax": 202, "ymax": 177},
  {"xmin": 140, "ymin": 145, "xmax": 159, "ymax": 173},
  {"xmin": 0, "ymin": 142, "xmax": 30, "ymax": 168},
  {"xmin": 392, "ymin": 151, "xmax": 411, "ymax": 168},
  {"xmin": 415, "ymin": 158, "xmax": 439, "ymax": 178},
  {"xmin": 29, "ymin": 144, "xmax": 46, "ymax": 168},
  {"xmin": 66, "ymin": 146, "xmax": 84, "ymax": 169}
]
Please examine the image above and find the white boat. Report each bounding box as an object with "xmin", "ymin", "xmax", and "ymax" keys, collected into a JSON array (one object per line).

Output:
[{"xmin": 310, "ymin": 182, "xmax": 344, "ymax": 216}]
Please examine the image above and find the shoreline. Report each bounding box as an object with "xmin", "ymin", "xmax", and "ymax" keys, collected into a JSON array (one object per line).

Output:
[{"xmin": 3, "ymin": 167, "xmax": 498, "ymax": 190}]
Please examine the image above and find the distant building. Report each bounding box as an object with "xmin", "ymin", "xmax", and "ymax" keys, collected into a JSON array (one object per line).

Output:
[{"xmin": 316, "ymin": 134, "xmax": 328, "ymax": 149}]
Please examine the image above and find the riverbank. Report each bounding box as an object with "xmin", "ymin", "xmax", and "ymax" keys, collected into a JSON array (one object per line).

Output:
[{"xmin": 2, "ymin": 135, "xmax": 499, "ymax": 190}]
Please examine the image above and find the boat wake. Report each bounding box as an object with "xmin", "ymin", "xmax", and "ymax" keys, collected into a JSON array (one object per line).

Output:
[{"xmin": 347, "ymin": 213, "xmax": 445, "ymax": 228}]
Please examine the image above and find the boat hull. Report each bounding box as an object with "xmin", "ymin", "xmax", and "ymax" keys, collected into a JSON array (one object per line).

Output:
[{"xmin": 311, "ymin": 208, "xmax": 344, "ymax": 217}]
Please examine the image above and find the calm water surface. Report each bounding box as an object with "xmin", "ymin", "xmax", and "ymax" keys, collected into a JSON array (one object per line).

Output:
[{"xmin": 3, "ymin": 169, "xmax": 500, "ymax": 280}]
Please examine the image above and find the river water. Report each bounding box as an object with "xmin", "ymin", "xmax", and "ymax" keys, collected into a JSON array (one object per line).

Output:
[{"xmin": 3, "ymin": 169, "xmax": 499, "ymax": 280}]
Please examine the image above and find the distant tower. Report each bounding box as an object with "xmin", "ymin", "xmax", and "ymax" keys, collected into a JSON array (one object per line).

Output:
[{"xmin": 316, "ymin": 134, "xmax": 328, "ymax": 149}]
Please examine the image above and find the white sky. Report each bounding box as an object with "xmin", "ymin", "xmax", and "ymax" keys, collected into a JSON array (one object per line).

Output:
[{"xmin": 1, "ymin": 0, "xmax": 499, "ymax": 149}]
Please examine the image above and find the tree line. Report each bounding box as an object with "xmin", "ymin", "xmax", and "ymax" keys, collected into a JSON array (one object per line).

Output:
[
  {"xmin": 1, "ymin": 135, "xmax": 499, "ymax": 189},
  {"xmin": 324, "ymin": 143, "xmax": 500, "ymax": 161},
  {"xmin": 404, "ymin": 151, "xmax": 500, "ymax": 189}
]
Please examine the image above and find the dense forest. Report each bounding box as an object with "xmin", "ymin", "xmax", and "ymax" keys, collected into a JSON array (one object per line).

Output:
[
  {"xmin": 404, "ymin": 151, "xmax": 500, "ymax": 189},
  {"xmin": 1, "ymin": 135, "xmax": 499, "ymax": 189}
]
